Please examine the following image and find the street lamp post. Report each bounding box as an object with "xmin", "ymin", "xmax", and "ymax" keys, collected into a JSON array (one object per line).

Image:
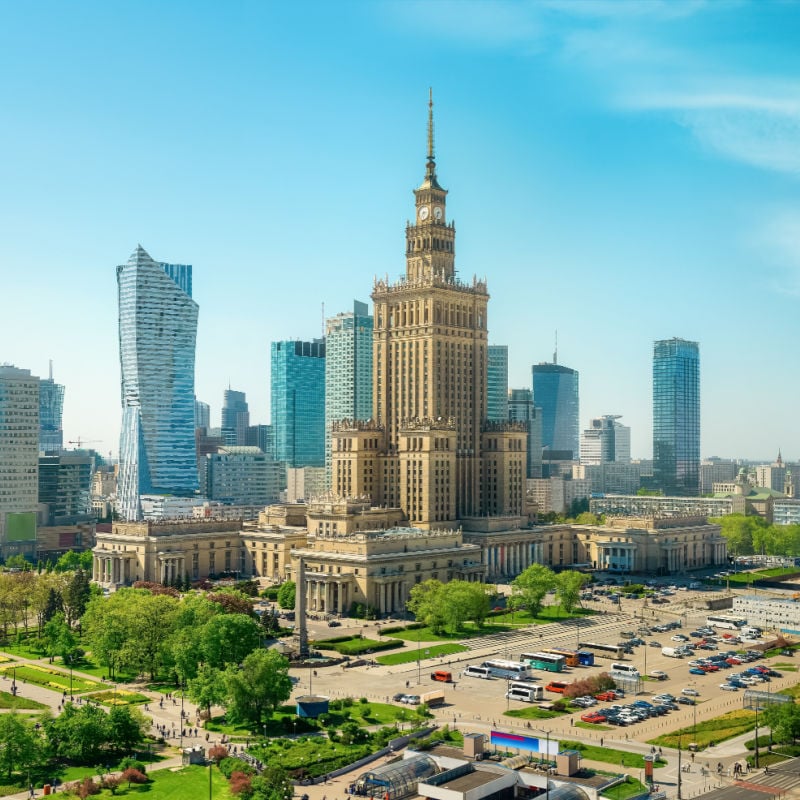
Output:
[
  {"xmin": 677, "ymin": 734, "xmax": 683, "ymax": 800},
  {"xmin": 417, "ymin": 637, "xmax": 421, "ymax": 685},
  {"xmin": 754, "ymin": 702, "xmax": 760, "ymax": 768}
]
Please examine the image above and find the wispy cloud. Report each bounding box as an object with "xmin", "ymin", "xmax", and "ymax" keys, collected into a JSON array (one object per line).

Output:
[
  {"xmin": 754, "ymin": 211, "xmax": 800, "ymax": 296},
  {"xmin": 620, "ymin": 85, "xmax": 800, "ymax": 176}
]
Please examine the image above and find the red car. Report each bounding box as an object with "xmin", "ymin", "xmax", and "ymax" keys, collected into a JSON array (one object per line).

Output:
[
  {"xmin": 726, "ymin": 657, "xmax": 742, "ymax": 665},
  {"xmin": 595, "ymin": 691, "xmax": 617, "ymax": 702},
  {"xmin": 580, "ymin": 712, "xmax": 605, "ymax": 724},
  {"xmin": 701, "ymin": 664, "xmax": 719, "ymax": 672}
]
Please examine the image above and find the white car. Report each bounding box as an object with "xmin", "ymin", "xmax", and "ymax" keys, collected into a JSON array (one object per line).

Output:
[
  {"xmin": 672, "ymin": 634, "xmax": 688, "ymax": 642},
  {"xmin": 720, "ymin": 683, "xmax": 738, "ymax": 692},
  {"xmin": 649, "ymin": 671, "xmax": 668, "ymax": 680},
  {"xmin": 681, "ymin": 688, "xmax": 700, "ymax": 696}
]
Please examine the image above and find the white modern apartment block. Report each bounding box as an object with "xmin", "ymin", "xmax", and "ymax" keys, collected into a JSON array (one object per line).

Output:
[
  {"xmin": 732, "ymin": 594, "xmax": 800, "ymax": 633},
  {"xmin": 0, "ymin": 365, "xmax": 40, "ymax": 559},
  {"xmin": 774, "ymin": 499, "xmax": 800, "ymax": 526}
]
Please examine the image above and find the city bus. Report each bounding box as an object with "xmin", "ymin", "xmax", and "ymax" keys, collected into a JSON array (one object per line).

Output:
[
  {"xmin": 540, "ymin": 648, "xmax": 580, "ymax": 667},
  {"xmin": 481, "ymin": 659, "xmax": 532, "ymax": 680},
  {"xmin": 520, "ymin": 652, "xmax": 565, "ymax": 672},
  {"xmin": 578, "ymin": 641, "xmax": 626, "ymax": 659},
  {"xmin": 707, "ymin": 615, "xmax": 747, "ymax": 630}
]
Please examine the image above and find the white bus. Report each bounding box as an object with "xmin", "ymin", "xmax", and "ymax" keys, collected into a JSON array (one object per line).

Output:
[
  {"xmin": 707, "ymin": 615, "xmax": 747, "ymax": 630},
  {"xmin": 506, "ymin": 684, "xmax": 543, "ymax": 702},
  {"xmin": 482, "ymin": 659, "xmax": 532, "ymax": 680},
  {"xmin": 463, "ymin": 665, "xmax": 492, "ymax": 679},
  {"xmin": 610, "ymin": 662, "xmax": 639, "ymax": 675}
]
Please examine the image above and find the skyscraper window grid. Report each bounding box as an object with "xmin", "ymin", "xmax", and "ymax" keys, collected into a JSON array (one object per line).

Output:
[{"xmin": 652, "ymin": 337, "xmax": 700, "ymax": 496}]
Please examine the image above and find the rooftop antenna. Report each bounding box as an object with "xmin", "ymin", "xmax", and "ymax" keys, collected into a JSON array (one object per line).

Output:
[
  {"xmin": 321, "ymin": 302, "xmax": 325, "ymax": 337},
  {"xmin": 49, "ymin": 359, "xmax": 53, "ymax": 380},
  {"xmin": 553, "ymin": 331, "xmax": 558, "ymax": 364}
]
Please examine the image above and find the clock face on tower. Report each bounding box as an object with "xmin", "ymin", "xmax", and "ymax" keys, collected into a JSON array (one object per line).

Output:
[
  {"xmin": 434, "ymin": 206, "xmax": 443, "ymax": 220},
  {"xmin": 418, "ymin": 206, "xmax": 429, "ymax": 221}
]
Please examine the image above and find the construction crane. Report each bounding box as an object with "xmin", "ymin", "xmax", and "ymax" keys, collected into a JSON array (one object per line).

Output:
[{"xmin": 67, "ymin": 438, "xmax": 103, "ymax": 448}]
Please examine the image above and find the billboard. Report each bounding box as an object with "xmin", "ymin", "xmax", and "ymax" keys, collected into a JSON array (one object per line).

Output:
[
  {"xmin": 490, "ymin": 731, "xmax": 559, "ymax": 755},
  {"xmin": 5, "ymin": 513, "xmax": 36, "ymax": 542}
]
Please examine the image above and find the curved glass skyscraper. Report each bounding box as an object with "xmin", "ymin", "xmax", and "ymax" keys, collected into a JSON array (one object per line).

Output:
[
  {"xmin": 117, "ymin": 245, "xmax": 199, "ymax": 521},
  {"xmin": 653, "ymin": 338, "xmax": 700, "ymax": 496}
]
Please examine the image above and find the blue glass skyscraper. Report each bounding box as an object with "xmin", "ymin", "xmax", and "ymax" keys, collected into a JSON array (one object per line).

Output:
[
  {"xmin": 39, "ymin": 362, "xmax": 64, "ymax": 454},
  {"xmin": 117, "ymin": 245, "xmax": 199, "ymax": 521},
  {"xmin": 325, "ymin": 301, "xmax": 373, "ymax": 484},
  {"xmin": 531, "ymin": 363, "xmax": 580, "ymax": 459},
  {"xmin": 271, "ymin": 339, "xmax": 326, "ymax": 468},
  {"xmin": 653, "ymin": 338, "xmax": 700, "ymax": 496},
  {"xmin": 487, "ymin": 346, "xmax": 509, "ymax": 422}
]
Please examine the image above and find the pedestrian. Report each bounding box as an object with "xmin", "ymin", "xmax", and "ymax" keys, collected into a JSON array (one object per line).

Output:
[{"xmin": 600, "ymin": 738, "xmax": 604, "ymax": 747}]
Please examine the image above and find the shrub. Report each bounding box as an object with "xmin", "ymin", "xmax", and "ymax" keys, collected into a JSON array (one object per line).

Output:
[
  {"xmin": 229, "ymin": 770, "xmax": 253, "ymax": 797},
  {"xmin": 121, "ymin": 768, "xmax": 148, "ymax": 787},
  {"xmin": 101, "ymin": 776, "xmax": 122, "ymax": 795},
  {"xmin": 208, "ymin": 744, "xmax": 229, "ymax": 764},
  {"xmin": 218, "ymin": 757, "xmax": 255, "ymax": 779},
  {"xmin": 73, "ymin": 777, "xmax": 100, "ymax": 798},
  {"xmin": 359, "ymin": 697, "xmax": 369, "ymax": 704},
  {"xmin": 118, "ymin": 757, "xmax": 146, "ymax": 774}
]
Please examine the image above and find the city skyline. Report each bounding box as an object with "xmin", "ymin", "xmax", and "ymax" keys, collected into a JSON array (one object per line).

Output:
[{"xmin": 2, "ymin": 2, "xmax": 800, "ymax": 460}]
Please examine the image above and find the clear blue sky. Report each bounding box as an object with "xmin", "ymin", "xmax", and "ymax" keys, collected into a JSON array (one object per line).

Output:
[{"xmin": 2, "ymin": 0, "xmax": 799, "ymax": 461}]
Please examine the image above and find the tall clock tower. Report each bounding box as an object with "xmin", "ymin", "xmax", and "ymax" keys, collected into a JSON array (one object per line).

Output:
[
  {"xmin": 332, "ymin": 93, "xmax": 526, "ymax": 528},
  {"xmin": 406, "ymin": 91, "xmax": 456, "ymax": 283}
]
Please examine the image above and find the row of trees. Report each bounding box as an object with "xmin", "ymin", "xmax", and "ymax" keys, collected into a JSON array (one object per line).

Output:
[
  {"xmin": 0, "ymin": 568, "xmax": 92, "ymax": 641},
  {"xmin": 713, "ymin": 514, "xmax": 800, "ymax": 559},
  {"xmin": 79, "ymin": 586, "xmax": 294, "ymax": 725},
  {"xmin": 0, "ymin": 704, "xmax": 148, "ymax": 780},
  {"xmin": 510, "ymin": 563, "xmax": 590, "ymax": 616},
  {"xmin": 407, "ymin": 580, "xmax": 491, "ymax": 634}
]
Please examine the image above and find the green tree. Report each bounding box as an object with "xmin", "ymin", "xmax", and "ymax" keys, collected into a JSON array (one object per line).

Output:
[
  {"xmin": 107, "ymin": 705, "xmax": 148, "ymax": 753},
  {"xmin": 510, "ymin": 563, "xmax": 557, "ymax": 616},
  {"xmin": 54, "ymin": 550, "xmax": 94, "ymax": 573},
  {"xmin": 117, "ymin": 591, "xmax": 178, "ymax": 680},
  {"xmin": 276, "ymin": 581, "xmax": 296, "ymax": 610},
  {"xmin": 406, "ymin": 580, "xmax": 447, "ymax": 633},
  {"xmin": 201, "ymin": 613, "xmax": 261, "ymax": 669},
  {"xmin": 43, "ymin": 611, "xmax": 76, "ymax": 661},
  {"xmin": 46, "ymin": 703, "xmax": 110, "ymax": 764},
  {"xmin": 0, "ymin": 713, "xmax": 42, "ymax": 780},
  {"xmin": 187, "ymin": 664, "xmax": 228, "ymax": 719},
  {"xmin": 62, "ymin": 568, "xmax": 92, "ymax": 627},
  {"xmin": 555, "ymin": 571, "xmax": 590, "ymax": 614},
  {"xmin": 82, "ymin": 593, "xmax": 130, "ymax": 679},
  {"xmin": 224, "ymin": 649, "xmax": 292, "ymax": 726},
  {"xmin": 763, "ymin": 702, "xmax": 800, "ymax": 744}
]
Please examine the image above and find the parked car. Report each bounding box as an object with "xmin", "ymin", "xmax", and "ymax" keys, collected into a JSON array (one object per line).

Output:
[
  {"xmin": 677, "ymin": 696, "xmax": 696, "ymax": 705},
  {"xmin": 681, "ymin": 687, "xmax": 700, "ymax": 696},
  {"xmin": 649, "ymin": 670, "xmax": 668, "ymax": 680},
  {"xmin": 689, "ymin": 668, "xmax": 706, "ymax": 675},
  {"xmin": 720, "ymin": 683, "xmax": 739, "ymax": 692}
]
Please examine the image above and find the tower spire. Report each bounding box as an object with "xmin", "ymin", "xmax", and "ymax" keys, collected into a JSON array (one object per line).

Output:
[{"xmin": 426, "ymin": 88, "xmax": 436, "ymax": 181}]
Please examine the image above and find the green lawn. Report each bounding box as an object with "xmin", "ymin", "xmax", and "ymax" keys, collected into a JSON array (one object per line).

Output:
[
  {"xmin": 560, "ymin": 740, "xmax": 666, "ymax": 769},
  {"xmin": 0, "ymin": 663, "xmax": 103, "ymax": 693},
  {"xmin": 648, "ymin": 709, "xmax": 756, "ymax": 749},
  {"xmin": 601, "ymin": 777, "xmax": 650, "ymax": 800},
  {"xmin": 574, "ymin": 721, "xmax": 612, "ymax": 731},
  {"xmin": 0, "ymin": 635, "xmax": 47, "ymax": 660},
  {"xmin": 313, "ymin": 637, "xmax": 403, "ymax": 655},
  {"xmin": 376, "ymin": 643, "xmax": 468, "ymax": 665},
  {"xmin": 63, "ymin": 764, "xmax": 233, "ymax": 799},
  {"xmin": 0, "ymin": 690, "xmax": 47, "ymax": 710},
  {"xmin": 504, "ymin": 706, "xmax": 567, "ymax": 720},
  {"xmin": 206, "ymin": 701, "xmax": 421, "ymax": 738}
]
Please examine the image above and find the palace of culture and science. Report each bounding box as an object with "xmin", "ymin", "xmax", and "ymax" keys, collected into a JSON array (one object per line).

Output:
[
  {"xmin": 331, "ymin": 95, "xmax": 528, "ymax": 527},
  {"xmin": 93, "ymin": 99, "xmax": 727, "ymax": 613}
]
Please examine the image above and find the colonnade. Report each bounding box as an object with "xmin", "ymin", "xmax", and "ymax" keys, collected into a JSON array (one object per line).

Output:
[
  {"xmin": 93, "ymin": 553, "xmax": 134, "ymax": 585},
  {"xmin": 485, "ymin": 540, "xmax": 543, "ymax": 581},
  {"xmin": 306, "ymin": 578, "xmax": 351, "ymax": 615}
]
